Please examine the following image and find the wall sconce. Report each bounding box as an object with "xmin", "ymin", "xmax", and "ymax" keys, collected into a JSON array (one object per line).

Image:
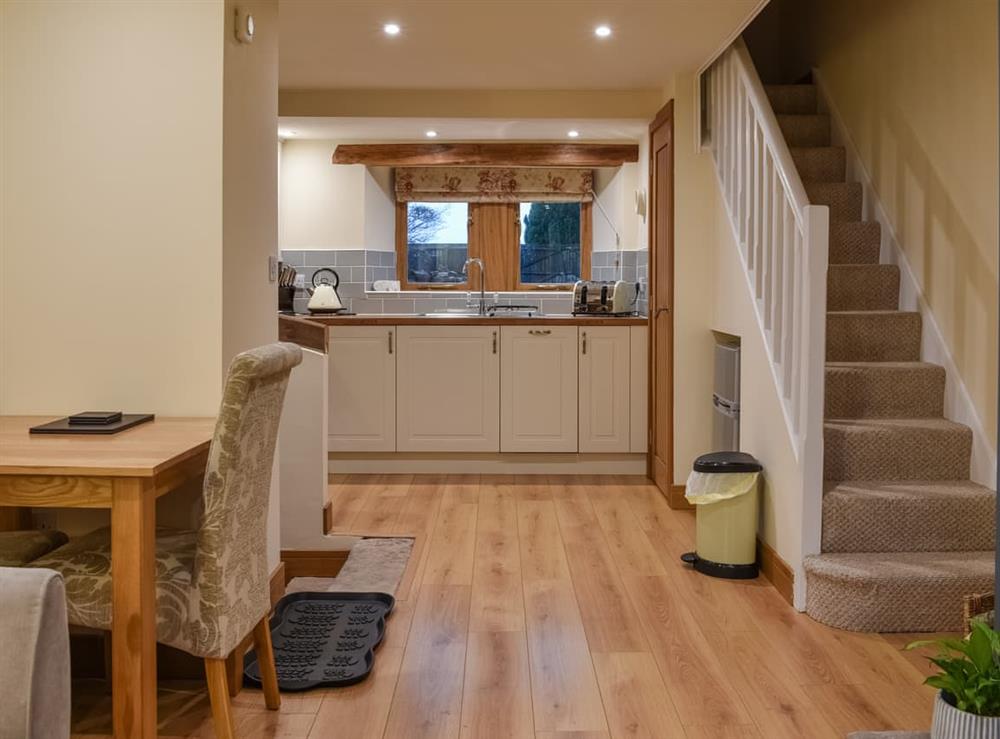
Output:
[
  {"xmin": 235, "ymin": 7, "xmax": 255, "ymax": 44},
  {"xmin": 634, "ymin": 188, "xmax": 647, "ymax": 221}
]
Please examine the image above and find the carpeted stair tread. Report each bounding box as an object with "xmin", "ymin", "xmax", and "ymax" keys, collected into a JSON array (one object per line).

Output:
[
  {"xmin": 830, "ymin": 221, "xmax": 881, "ymax": 264},
  {"xmin": 827, "ymin": 264, "xmax": 900, "ymax": 311},
  {"xmin": 777, "ymin": 114, "xmax": 830, "ymax": 147},
  {"xmin": 824, "ymin": 417, "xmax": 972, "ymax": 481},
  {"xmin": 827, "ymin": 311, "xmax": 922, "ymax": 362},
  {"xmin": 825, "ymin": 362, "xmax": 945, "ymax": 418},
  {"xmin": 791, "ymin": 147, "xmax": 846, "ymax": 183},
  {"xmin": 822, "ymin": 480, "xmax": 995, "ymax": 553},
  {"xmin": 765, "ymin": 84, "xmax": 817, "ymax": 114},
  {"xmin": 805, "ymin": 181, "xmax": 863, "ymax": 221},
  {"xmin": 804, "ymin": 550, "xmax": 994, "ymax": 632}
]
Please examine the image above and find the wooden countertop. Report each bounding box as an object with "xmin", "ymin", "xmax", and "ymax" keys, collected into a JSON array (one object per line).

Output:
[{"xmin": 282, "ymin": 313, "xmax": 647, "ymax": 328}]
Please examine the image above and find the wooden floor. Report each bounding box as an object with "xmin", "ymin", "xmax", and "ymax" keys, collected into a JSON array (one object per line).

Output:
[{"xmin": 72, "ymin": 474, "xmax": 946, "ymax": 738}]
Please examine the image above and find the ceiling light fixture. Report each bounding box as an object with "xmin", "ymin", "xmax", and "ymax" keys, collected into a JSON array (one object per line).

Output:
[
  {"xmin": 425, "ymin": 130, "xmax": 438, "ymax": 138},
  {"xmin": 567, "ymin": 130, "xmax": 580, "ymax": 138},
  {"xmin": 383, "ymin": 22, "xmax": 401, "ymax": 36},
  {"xmin": 278, "ymin": 129, "xmax": 297, "ymax": 139},
  {"xmin": 594, "ymin": 24, "xmax": 612, "ymax": 38}
]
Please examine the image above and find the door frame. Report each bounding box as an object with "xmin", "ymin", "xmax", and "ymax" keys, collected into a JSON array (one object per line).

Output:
[{"xmin": 647, "ymin": 100, "xmax": 683, "ymax": 506}]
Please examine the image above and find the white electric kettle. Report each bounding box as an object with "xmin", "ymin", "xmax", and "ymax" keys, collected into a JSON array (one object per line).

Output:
[{"xmin": 307, "ymin": 268, "xmax": 344, "ymax": 313}]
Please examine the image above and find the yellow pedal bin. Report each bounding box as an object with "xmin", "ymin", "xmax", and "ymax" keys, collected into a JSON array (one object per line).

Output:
[{"xmin": 680, "ymin": 451, "xmax": 762, "ymax": 579}]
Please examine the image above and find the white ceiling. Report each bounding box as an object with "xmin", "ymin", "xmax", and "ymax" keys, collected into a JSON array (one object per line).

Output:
[
  {"xmin": 277, "ymin": 117, "xmax": 649, "ymax": 142},
  {"xmin": 279, "ymin": 0, "xmax": 765, "ymax": 91}
]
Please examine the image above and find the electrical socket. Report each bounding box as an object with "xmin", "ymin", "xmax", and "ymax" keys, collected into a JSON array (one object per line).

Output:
[
  {"xmin": 268, "ymin": 255, "xmax": 279, "ymax": 282},
  {"xmin": 294, "ymin": 274, "xmax": 305, "ymax": 288}
]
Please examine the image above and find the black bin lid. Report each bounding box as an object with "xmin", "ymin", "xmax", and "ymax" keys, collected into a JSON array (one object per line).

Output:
[{"xmin": 693, "ymin": 451, "xmax": 762, "ymax": 473}]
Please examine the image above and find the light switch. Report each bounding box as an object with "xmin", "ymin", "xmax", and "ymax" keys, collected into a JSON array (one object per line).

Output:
[{"xmin": 268, "ymin": 255, "xmax": 278, "ymax": 282}]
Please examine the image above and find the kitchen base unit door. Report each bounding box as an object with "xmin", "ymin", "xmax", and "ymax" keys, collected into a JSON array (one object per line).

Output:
[
  {"xmin": 396, "ymin": 325, "xmax": 500, "ymax": 452},
  {"xmin": 328, "ymin": 326, "xmax": 396, "ymax": 452},
  {"xmin": 500, "ymin": 326, "xmax": 578, "ymax": 453},
  {"xmin": 578, "ymin": 326, "xmax": 631, "ymax": 453}
]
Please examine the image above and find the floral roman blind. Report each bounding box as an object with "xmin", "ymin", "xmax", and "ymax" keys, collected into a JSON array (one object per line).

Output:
[{"xmin": 394, "ymin": 167, "xmax": 594, "ymax": 203}]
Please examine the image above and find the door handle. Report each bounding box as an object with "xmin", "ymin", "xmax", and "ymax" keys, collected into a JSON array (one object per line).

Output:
[
  {"xmin": 492, "ymin": 330, "xmax": 497, "ymax": 354},
  {"xmin": 388, "ymin": 330, "xmax": 393, "ymax": 354},
  {"xmin": 528, "ymin": 329, "xmax": 551, "ymax": 336},
  {"xmin": 581, "ymin": 331, "xmax": 587, "ymax": 355}
]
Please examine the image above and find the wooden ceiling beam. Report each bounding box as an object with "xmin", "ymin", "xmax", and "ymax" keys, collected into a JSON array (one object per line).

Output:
[{"xmin": 331, "ymin": 143, "xmax": 639, "ymax": 167}]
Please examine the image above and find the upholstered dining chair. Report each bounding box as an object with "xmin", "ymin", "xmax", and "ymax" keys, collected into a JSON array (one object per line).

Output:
[
  {"xmin": 0, "ymin": 530, "xmax": 68, "ymax": 567},
  {"xmin": 34, "ymin": 342, "xmax": 303, "ymax": 738}
]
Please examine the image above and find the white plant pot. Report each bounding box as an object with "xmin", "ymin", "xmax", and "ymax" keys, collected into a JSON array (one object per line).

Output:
[{"xmin": 932, "ymin": 692, "xmax": 1000, "ymax": 738}]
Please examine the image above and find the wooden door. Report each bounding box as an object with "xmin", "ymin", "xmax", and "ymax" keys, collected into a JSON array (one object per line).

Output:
[
  {"xmin": 648, "ymin": 101, "xmax": 676, "ymax": 501},
  {"xmin": 499, "ymin": 326, "xmax": 578, "ymax": 452},
  {"xmin": 327, "ymin": 326, "xmax": 396, "ymax": 452},
  {"xmin": 396, "ymin": 325, "xmax": 500, "ymax": 452},
  {"xmin": 578, "ymin": 326, "xmax": 630, "ymax": 453}
]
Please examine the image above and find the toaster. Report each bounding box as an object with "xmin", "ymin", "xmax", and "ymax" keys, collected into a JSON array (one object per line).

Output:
[{"xmin": 572, "ymin": 280, "xmax": 640, "ymax": 315}]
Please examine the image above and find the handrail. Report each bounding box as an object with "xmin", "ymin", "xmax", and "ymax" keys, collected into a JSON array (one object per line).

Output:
[
  {"xmin": 705, "ymin": 36, "xmax": 830, "ymax": 605},
  {"xmin": 703, "ymin": 37, "xmax": 829, "ymax": 472},
  {"xmin": 730, "ymin": 40, "xmax": 812, "ymax": 220}
]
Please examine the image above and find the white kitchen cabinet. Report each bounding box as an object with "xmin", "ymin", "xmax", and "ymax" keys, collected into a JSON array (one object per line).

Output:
[
  {"xmin": 327, "ymin": 326, "xmax": 396, "ymax": 452},
  {"xmin": 578, "ymin": 326, "xmax": 631, "ymax": 453},
  {"xmin": 396, "ymin": 325, "xmax": 500, "ymax": 452},
  {"xmin": 500, "ymin": 326, "xmax": 578, "ymax": 452},
  {"xmin": 629, "ymin": 325, "xmax": 649, "ymax": 454}
]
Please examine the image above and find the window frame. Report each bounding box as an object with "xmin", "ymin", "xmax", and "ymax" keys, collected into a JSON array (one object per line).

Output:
[{"xmin": 395, "ymin": 200, "xmax": 591, "ymax": 291}]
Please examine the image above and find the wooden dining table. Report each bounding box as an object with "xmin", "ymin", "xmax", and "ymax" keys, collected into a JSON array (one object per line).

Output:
[{"xmin": 0, "ymin": 415, "xmax": 216, "ymax": 739}]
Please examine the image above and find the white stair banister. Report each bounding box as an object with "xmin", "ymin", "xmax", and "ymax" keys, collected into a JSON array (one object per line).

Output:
[{"xmin": 704, "ymin": 38, "xmax": 830, "ymax": 607}]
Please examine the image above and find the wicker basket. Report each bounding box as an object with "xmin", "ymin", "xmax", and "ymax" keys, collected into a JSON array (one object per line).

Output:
[{"xmin": 962, "ymin": 592, "xmax": 994, "ymax": 635}]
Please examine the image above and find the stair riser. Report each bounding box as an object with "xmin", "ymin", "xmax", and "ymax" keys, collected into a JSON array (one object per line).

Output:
[
  {"xmin": 827, "ymin": 266, "xmax": 900, "ymax": 311},
  {"xmin": 825, "ymin": 365, "xmax": 945, "ymax": 418},
  {"xmin": 826, "ymin": 313, "xmax": 922, "ymax": 362},
  {"xmin": 822, "ymin": 489, "xmax": 995, "ymax": 553},
  {"xmin": 830, "ymin": 222, "xmax": 881, "ymax": 264},
  {"xmin": 777, "ymin": 115, "xmax": 830, "ymax": 147},
  {"xmin": 806, "ymin": 182, "xmax": 863, "ymax": 221},
  {"xmin": 792, "ymin": 148, "xmax": 846, "ymax": 183},
  {"xmin": 805, "ymin": 567, "xmax": 993, "ymax": 632},
  {"xmin": 824, "ymin": 424, "xmax": 971, "ymax": 481},
  {"xmin": 765, "ymin": 85, "xmax": 817, "ymax": 115}
]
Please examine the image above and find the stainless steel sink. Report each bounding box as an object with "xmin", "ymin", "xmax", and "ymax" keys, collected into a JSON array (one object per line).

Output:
[{"xmin": 416, "ymin": 311, "xmax": 484, "ymax": 318}]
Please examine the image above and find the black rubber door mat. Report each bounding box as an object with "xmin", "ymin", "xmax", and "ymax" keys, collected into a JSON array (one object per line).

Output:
[{"xmin": 244, "ymin": 591, "xmax": 395, "ymax": 691}]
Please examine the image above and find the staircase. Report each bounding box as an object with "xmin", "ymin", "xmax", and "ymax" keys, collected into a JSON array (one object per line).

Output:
[{"xmin": 766, "ymin": 83, "xmax": 996, "ymax": 632}]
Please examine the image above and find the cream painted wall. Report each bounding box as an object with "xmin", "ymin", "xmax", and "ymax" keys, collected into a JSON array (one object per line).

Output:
[
  {"xmin": 780, "ymin": 0, "xmax": 999, "ymax": 447},
  {"xmin": 364, "ymin": 166, "xmax": 395, "ymax": 252},
  {"xmin": 1, "ymin": 0, "xmax": 224, "ymax": 416},
  {"xmin": 670, "ymin": 72, "xmax": 718, "ymax": 486},
  {"xmin": 223, "ymin": 0, "xmax": 281, "ymax": 568},
  {"xmin": 279, "ymin": 140, "xmax": 367, "ymax": 250},
  {"xmin": 593, "ymin": 162, "xmax": 643, "ymax": 252}
]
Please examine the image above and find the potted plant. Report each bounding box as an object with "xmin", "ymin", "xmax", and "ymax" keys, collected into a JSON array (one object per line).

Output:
[{"xmin": 908, "ymin": 622, "xmax": 1000, "ymax": 737}]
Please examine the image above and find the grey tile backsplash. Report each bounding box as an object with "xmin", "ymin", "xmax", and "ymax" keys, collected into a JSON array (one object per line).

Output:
[{"xmin": 281, "ymin": 248, "xmax": 648, "ymax": 316}]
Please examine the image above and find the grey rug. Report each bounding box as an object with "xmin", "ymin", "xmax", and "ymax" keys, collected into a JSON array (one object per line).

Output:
[{"xmin": 286, "ymin": 537, "xmax": 414, "ymax": 596}]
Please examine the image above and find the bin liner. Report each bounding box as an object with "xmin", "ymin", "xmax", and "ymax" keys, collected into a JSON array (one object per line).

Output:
[
  {"xmin": 684, "ymin": 451, "xmax": 762, "ymax": 505},
  {"xmin": 684, "ymin": 470, "xmax": 759, "ymax": 504}
]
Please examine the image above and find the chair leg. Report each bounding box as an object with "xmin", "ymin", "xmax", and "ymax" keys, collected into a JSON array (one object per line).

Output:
[
  {"xmin": 204, "ymin": 658, "xmax": 236, "ymax": 739},
  {"xmin": 225, "ymin": 645, "xmax": 244, "ymax": 698},
  {"xmin": 252, "ymin": 617, "xmax": 281, "ymax": 710}
]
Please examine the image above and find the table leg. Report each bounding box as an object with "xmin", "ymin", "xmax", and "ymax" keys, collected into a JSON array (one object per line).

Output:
[{"xmin": 111, "ymin": 477, "xmax": 157, "ymax": 739}]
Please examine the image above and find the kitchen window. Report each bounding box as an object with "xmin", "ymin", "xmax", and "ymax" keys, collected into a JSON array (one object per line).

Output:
[{"xmin": 394, "ymin": 166, "xmax": 593, "ymax": 291}]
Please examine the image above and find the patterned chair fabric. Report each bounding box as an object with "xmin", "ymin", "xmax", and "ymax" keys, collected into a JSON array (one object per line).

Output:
[
  {"xmin": 34, "ymin": 342, "xmax": 303, "ymax": 659},
  {"xmin": 0, "ymin": 530, "xmax": 68, "ymax": 567}
]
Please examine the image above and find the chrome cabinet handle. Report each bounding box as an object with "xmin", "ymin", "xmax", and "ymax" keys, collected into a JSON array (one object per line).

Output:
[
  {"xmin": 492, "ymin": 330, "xmax": 498, "ymax": 354},
  {"xmin": 528, "ymin": 329, "xmax": 552, "ymax": 336},
  {"xmin": 581, "ymin": 331, "xmax": 587, "ymax": 355},
  {"xmin": 388, "ymin": 330, "xmax": 393, "ymax": 354}
]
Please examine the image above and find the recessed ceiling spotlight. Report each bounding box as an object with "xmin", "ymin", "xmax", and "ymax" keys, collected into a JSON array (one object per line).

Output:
[
  {"xmin": 278, "ymin": 128, "xmax": 297, "ymax": 138},
  {"xmin": 425, "ymin": 130, "xmax": 438, "ymax": 138},
  {"xmin": 383, "ymin": 22, "xmax": 401, "ymax": 36},
  {"xmin": 567, "ymin": 130, "xmax": 580, "ymax": 138},
  {"xmin": 594, "ymin": 24, "xmax": 612, "ymax": 38}
]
